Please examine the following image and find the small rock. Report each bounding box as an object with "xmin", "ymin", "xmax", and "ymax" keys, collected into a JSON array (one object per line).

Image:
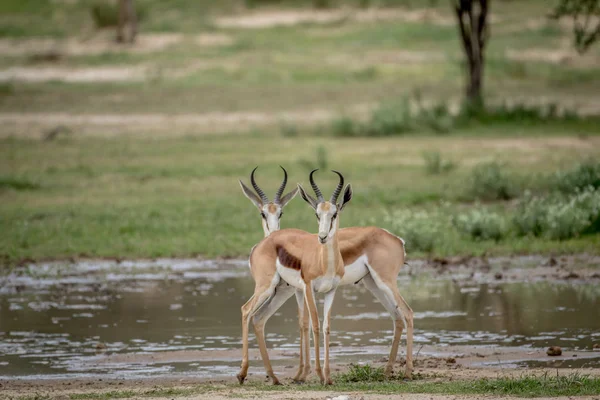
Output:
[
  {"xmin": 593, "ymin": 344, "xmax": 600, "ymax": 350},
  {"xmin": 446, "ymin": 357, "xmax": 456, "ymax": 364},
  {"xmin": 494, "ymin": 272, "xmax": 503, "ymax": 280},
  {"xmin": 328, "ymin": 396, "xmax": 350, "ymax": 400},
  {"xmin": 95, "ymin": 342, "xmax": 107, "ymax": 351},
  {"xmin": 547, "ymin": 346, "xmax": 562, "ymax": 356}
]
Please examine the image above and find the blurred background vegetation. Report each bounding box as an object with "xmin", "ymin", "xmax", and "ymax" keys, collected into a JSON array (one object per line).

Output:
[{"xmin": 0, "ymin": 0, "xmax": 599, "ymax": 264}]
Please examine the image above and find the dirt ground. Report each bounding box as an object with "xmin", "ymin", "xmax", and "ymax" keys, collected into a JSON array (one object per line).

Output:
[{"xmin": 3, "ymin": 344, "xmax": 600, "ymax": 399}]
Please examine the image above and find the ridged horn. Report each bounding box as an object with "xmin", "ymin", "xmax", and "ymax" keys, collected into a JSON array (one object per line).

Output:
[
  {"xmin": 330, "ymin": 170, "xmax": 344, "ymax": 204},
  {"xmin": 309, "ymin": 169, "xmax": 324, "ymax": 202},
  {"xmin": 273, "ymin": 166, "xmax": 288, "ymax": 204},
  {"xmin": 250, "ymin": 166, "xmax": 269, "ymax": 204}
]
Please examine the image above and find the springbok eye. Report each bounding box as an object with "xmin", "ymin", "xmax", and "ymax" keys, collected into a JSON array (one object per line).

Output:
[
  {"xmin": 315, "ymin": 213, "xmax": 320, "ymax": 220},
  {"xmin": 333, "ymin": 212, "xmax": 338, "ymax": 219},
  {"xmin": 260, "ymin": 212, "xmax": 266, "ymax": 219},
  {"xmin": 280, "ymin": 212, "xmax": 284, "ymax": 217}
]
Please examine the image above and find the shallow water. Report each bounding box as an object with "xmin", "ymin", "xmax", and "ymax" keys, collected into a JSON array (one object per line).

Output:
[{"xmin": 1, "ymin": 258, "xmax": 599, "ymax": 379}]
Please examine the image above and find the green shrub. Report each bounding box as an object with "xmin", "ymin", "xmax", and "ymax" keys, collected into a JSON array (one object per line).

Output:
[
  {"xmin": 383, "ymin": 209, "xmax": 446, "ymax": 252},
  {"xmin": 422, "ymin": 151, "xmax": 456, "ymax": 175},
  {"xmin": 513, "ymin": 187, "xmax": 600, "ymax": 240},
  {"xmin": 468, "ymin": 162, "xmax": 516, "ymax": 201},
  {"xmin": 554, "ymin": 161, "xmax": 600, "ymax": 194},
  {"xmin": 0, "ymin": 176, "xmax": 40, "ymax": 191},
  {"xmin": 543, "ymin": 187, "xmax": 600, "ymax": 240},
  {"xmin": 364, "ymin": 99, "xmax": 414, "ymax": 136},
  {"xmin": 453, "ymin": 209, "xmax": 507, "ymax": 241},
  {"xmin": 90, "ymin": 1, "xmax": 146, "ymax": 28},
  {"xmin": 337, "ymin": 364, "xmax": 386, "ymax": 383},
  {"xmin": 330, "ymin": 116, "xmax": 360, "ymax": 137},
  {"xmin": 513, "ymin": 193, "xmax": 547, "ymax": 237}
]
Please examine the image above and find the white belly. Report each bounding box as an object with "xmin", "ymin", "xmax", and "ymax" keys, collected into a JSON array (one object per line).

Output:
[
  {"xmin": 340, "ymin": 255, "xmax": 369, "ymax": 286},
  {"xmin": 276, "ymin": 260, "xmax": 305, "ymax": 290}
]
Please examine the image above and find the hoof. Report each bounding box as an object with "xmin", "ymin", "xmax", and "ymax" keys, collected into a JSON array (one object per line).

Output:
[
  {"xmin": 326, "ymin": 379, "xmax": 333, "ymax": 385},
  {"xmin": 292, "ymin": 379, "xmax": 305, "ymax": 385},
  {"xmin": 272, "ymin": 379, "xmax": 282, "ymax": 386},
  {"xmin": 236, "ymin": 374, "xmax": 246, "ymax": 385}
]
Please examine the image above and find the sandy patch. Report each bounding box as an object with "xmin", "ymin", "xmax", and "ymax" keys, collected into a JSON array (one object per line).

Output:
[
  {"xmin": 0, "ymin": 32, "xmax": 183, "ymax": 57},
  {"xmin": 214, "ymin": 8, "xmax": 457, "ymax": 29},
  {"xmin": 0, "ymin": 65, "xmax": 150, "ymax": 83},
  {"xmin": 326, "ymin": 50, "xmax": 446, "ymax": 68},
  {"xmin": 195, "ymin": 33, "xmax": 235, "ymax": 47},
  {"xmin": 0, "ymin": 107, "xmax": 368, "ymax": 137}
]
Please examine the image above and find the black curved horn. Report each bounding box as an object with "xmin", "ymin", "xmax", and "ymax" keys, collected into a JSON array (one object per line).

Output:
[
  {"xmin": 273, "ymin": 166, "xmax": 288, "ymax": 204},
  {"xmin": 250, "ymin": 166, "xmax": 269, "ymax": 203},
  {"xmin": 309, "ymin": 169, "xmax": 324, "ymax": 201},
  {"xmin": 330, "ymin": 170, "xmax": 344, "ymax": 204}
]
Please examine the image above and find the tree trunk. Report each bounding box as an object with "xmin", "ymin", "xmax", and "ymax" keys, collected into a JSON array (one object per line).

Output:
[{"xmin": 454, "ymin": 0, "xmax": 488, "ymax": 111}]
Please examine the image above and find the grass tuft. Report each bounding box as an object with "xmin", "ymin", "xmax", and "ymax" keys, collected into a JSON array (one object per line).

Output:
[
  {"xmin": 0, "ymin": 176, "xmax": 40, "ymax": 191},
  {"xmin": 467, "ymin": 162, "xmax": 517, "ymax": 201}
]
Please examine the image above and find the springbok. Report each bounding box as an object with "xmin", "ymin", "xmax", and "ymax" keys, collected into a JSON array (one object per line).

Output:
[{"xmin": 238, "ymin": 169, "xmax": 414, "ymax": 385}]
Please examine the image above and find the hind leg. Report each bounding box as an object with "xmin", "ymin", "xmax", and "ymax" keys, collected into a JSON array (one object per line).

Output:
[
  {"xmin": 292, "ymin": 289, "xmax": 311, "ymax": 383},
  {"xmin": 362, "ymin": 273, "xmax": 404, "ymax": 377},
  {"xmin": 252, "ymin": 284, "xmax": 295, "ymax": 385},
  {"xmin": 237, "ymin": 278, "xmax": 281, "ymax": 384}
]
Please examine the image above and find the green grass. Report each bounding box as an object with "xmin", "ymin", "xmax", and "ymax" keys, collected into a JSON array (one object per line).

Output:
[
  {"xmin": 1, "ymin": 133, "xmax": 600, "ymax": 265},
  {"xmin": 61, "ymin": 373, "xmax": 600, "ymax": 399}
]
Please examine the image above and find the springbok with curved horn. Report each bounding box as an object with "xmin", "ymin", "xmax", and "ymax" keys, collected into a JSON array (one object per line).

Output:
[
  {"xmin": 239, "ymin": 166, "xmax": 298, "ymax": 237},
  {"xmin": 238, "ymin": 170, "xmax": 351, "ymax": 385},
  {"xmin": 238, "ymin": 169, "xmax": 414, "ymax": 384}
]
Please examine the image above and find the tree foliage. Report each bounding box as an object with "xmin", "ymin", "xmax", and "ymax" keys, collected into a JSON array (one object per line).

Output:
[{"xmin": 551, "ymin": 0, "xmax": 600, "ymax": 54}]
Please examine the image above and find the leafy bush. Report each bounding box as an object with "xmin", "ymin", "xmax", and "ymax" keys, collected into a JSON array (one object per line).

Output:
[
  {"xmin": 513, "ymin": 193, "xmax": 547, "ymax": 237},
  {"xmin": 91, "ymin": 1, "xmax": 146, "ymax": 28},
  {"xmin": 513, "ymin": 187, "xmax": 600, "ymax": 240},
  {"xmin": 453, "ymin": 209, "xmax": 507, "ymax": 241},
  {"xmin": 422, "ymin": 151, "xmax": 456, "ymax": 175},
  {"xmin": 554, "ymin": 161, "xmax": 600, "ymax": 194},
  {"xmin": 543, "ymin": 187, "xmax": 600, "ymax": 240},
  {"xmin": 363, "ymin": 99, "xmax": 414, "ymax": 136},
  {"xmin": 383, "ymin": 209, "xmax": 447, "ymax": 252},
  {"xmin": 468, "ymin": 162, "xmax": 516, "ymax": 201},
  {"xmin": 0, "ymin": 176, "xmax": 40, "ymax": 191},
  {"xmin": 330, "ymin": 116, "xmax": 360, "ymax": 137},
  {"xmin": 337, "ymin": 364, "xmax": 386, "ymax": 383}
]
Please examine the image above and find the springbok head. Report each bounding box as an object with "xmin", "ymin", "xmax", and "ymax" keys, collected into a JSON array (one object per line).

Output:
[
  {"xmin": 239, "ymin": 166, "xmax": 299, "ymax": 236},
  {"xmin": 298, "ymin": 169, "xmax": 352, "ymax": 244}
]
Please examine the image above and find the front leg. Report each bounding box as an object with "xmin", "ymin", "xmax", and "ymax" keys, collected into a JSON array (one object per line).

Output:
[
  {"xmin": 322, "ymin": 288, "xmax": 337, "ymax": 385},
  {"xmin": 303, "ymin": 281, "xmax": 324, "ymax": 384},
  {"xmin": 292, "ymin": 289, "xmax": 307, "ymax": 383}
]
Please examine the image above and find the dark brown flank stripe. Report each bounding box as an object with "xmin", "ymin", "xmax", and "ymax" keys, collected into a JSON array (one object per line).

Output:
[{"xmin": 276, "ymin": 245, "xmax": 301, "ymax": 271}]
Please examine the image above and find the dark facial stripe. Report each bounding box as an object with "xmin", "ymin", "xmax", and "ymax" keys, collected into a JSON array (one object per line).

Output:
[{"xmin": 276, "ymin": 245, "xmax": 301, "ymax": 271}]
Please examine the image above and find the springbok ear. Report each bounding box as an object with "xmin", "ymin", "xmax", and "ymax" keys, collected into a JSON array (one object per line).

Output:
[
  {"xmin": 339, "ymin": 184, "xmax": 353, "ymax": 211},
  {"xmin": 279, "ymin": 187, "xmax": 299, "ymax": 208},
  {"xmin": 239, "ymin": 180, "xmax": 263, "ymax": 210},
  {"xmin": 298, "ymin": 184, "xmax": 318, "ymax": 210}
]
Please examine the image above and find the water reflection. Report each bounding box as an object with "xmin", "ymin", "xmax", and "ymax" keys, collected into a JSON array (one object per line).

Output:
[{"xmin": 0, "ymin": 260, "xmax": 598, "ymax": 378}]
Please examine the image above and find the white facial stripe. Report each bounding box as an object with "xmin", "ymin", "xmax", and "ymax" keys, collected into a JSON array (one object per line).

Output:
[
  {"xmin": 262, "ymin": 203, "xmax": 282, "ymax": 234},
  {"xmin": 316, "ymin": 202, "xmax": 338, "ymax": 241}
]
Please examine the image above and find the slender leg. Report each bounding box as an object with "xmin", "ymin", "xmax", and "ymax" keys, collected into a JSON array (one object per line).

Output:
[
  {"xmin": 237, "ymin": 295, "xmax": 256, "ymax": 384},
  {"xmin": 252, "ymin": 284, "xmax": 295, "ymax": 385},
  {"xmin": 303, "ymin": 282, "xmax": 324, "ymax": 384},
  {"xmin": 237, "ymin": 279, "xmax": 280, "ymax": 384},
  {"xmin": 392, "ymin": 289, "xmax": 414, "ymax": 378},
  {"xmin": 297, "ymin": 293, "xmax": 312, "ymax": 381},
  {"xmin": 362, "ymin": 273, "xmax": 407, "ymax": 377},
  {"xmin": 292, "ymin": 290, "xmax": 307, "ymax": 382},
  {"xmin": 322, "ymin": 288, "xmax": 337, "ymax": 385}
]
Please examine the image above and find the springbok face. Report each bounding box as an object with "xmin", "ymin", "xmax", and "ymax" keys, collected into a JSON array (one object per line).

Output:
[
  {"xmin": 239, "ymin": 166, "xmax": 298, "ymax": 237},
  {"xmin": 298, "ymin": 169, "xmax": 352, "ymax": 244}
]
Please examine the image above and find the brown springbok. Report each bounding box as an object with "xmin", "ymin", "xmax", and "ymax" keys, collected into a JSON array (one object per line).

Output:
[{"xmin": 238, "ymin": 169, "xmax": 414, "ymax": 385}]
